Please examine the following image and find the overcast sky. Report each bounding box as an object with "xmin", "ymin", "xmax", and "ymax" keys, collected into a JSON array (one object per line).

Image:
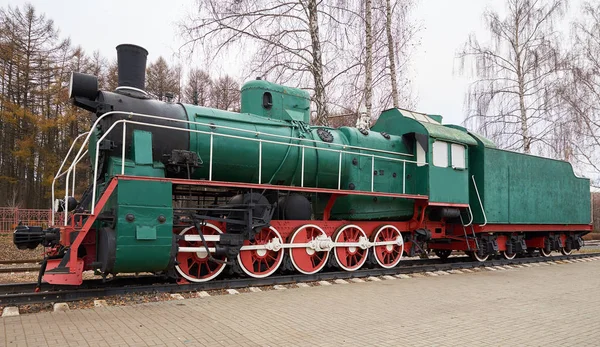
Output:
[{"xmin": 2, "ymin": 0, "xmax": 582, "ymax": 126}]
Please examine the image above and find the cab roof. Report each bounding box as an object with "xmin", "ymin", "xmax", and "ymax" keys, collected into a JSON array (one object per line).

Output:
[{"xmin": 372, "ymin": 108, "xmax": 478, "ymax": 146}]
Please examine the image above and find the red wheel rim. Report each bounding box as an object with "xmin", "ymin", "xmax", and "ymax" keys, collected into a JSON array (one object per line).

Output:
[
  {"xmin": 334, "ymin": 225, "xmax": 368, "ymax": 271},
  {"xmin": 289, "ymin": 225, "xmax": 329, "ymax": 274},
  {"xmin": 237, "ymin": 226, "xmax": 283, "ymax": 278},
  {"xmin": 373, "ymin": 225, "xmax": 403, "ymax": 268},
  {"xmin": 175, "ymin": 223, "xmax": 227, "ymax": 282}
]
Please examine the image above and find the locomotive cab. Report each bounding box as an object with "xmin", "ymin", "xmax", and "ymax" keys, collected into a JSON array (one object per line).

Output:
[{"xmin": 371, "ymin": 108, "xmax": 476, "ymax": 205}]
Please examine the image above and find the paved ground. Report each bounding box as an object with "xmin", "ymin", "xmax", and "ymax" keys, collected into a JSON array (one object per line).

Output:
[{"xmin": 2, "ymin": 259, "xmax": 600, "ymax": 347}]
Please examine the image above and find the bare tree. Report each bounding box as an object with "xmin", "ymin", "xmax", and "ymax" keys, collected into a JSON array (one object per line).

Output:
[
  {"xmin": 559, "ymin": 1, "xmax": 600, "ymax": 181},
  {"xmin": 364, "ymin": 0, "xmax": 374, "ymax": 123},
  {"xmin": 459, "ymin": 0, "xmax": 567, "ymax": 154},
  {"xmin": 342, "ymin": 0, "xmax": 419, "ymax": 124},
  {"xmin": 184, "ymin": 68, "xmax": 212, "ymax": 106},
  {"xmin": 210, "ymin": 75, "xmax": 240, "ymax": 111},
  {"xmin": 181, "ymin": 1, "xmax": 375, "ymax": 126},
  {"xmin": 182, "ymin": 0, "xmax": 420, "ymax": 126},
  {"xmin": 384, "ymin": 0, "xmax": 399, "ymax": 108},
  {"xmin": 104, "ymin": 60, "xmax": 118, "ymax": 91},
  {"xmin": 146, "ymin": 56, "xmax": 180, "ymax": 101}
]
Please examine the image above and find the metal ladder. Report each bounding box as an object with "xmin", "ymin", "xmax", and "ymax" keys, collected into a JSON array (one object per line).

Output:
[{"xmin": 459, "ymin": 207, "xmax": 479, "ymax": 251}]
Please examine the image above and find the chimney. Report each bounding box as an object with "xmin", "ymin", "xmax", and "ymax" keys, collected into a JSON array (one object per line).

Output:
[{"xmin": 116, "ymin": 44, "xmax": 148, "ymax": 91}]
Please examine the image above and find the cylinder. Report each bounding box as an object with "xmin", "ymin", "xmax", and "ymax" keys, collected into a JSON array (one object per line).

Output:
[{"xmin": 116, "ymin": 44, "xmax": 148, "ymax": 90}]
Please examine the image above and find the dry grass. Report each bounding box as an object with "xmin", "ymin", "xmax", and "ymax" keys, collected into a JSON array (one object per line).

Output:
[
  {"xmin": 583, "ymin": 232, "xmax": 600, "ymax": 241},
  {"xmin": 0, "ymin": 233, "xmax": 43, "ymax": 261}
]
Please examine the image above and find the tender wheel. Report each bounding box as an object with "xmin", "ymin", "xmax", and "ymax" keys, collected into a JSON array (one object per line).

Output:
[
  {"xmin": 289, "ymin": 224, "xmax": 330, "ymax": 275},
  {"xmin": 434, "ymin": 249, "xmax": 452, "ymax": 260},
  {"xmin": 176, "ymin": 223, "xmax": 227, "ymax": 282},
  {"xmin": 560, "ymin": 248, "xmax": 572, "ymax": 256},
  {"xmin": 560, "ymin": 247, "xmax": 573, "ymax": 256},
  {"xmin": 467, "ymin": 250, "xmax": 489, "ymax": 262},
  {"xmin": 372, "ymin": 225, "xmax": 404, "ymax": 268},
  {"xmin": 237, "ymin": 226, "xmax": 284, "ymax": 278},
  {"xmin": 502, "ymin": 251, "xmax": 516, "ymax": 260},
  {"xmin": 539, "ymin": 247, "xmax": 552, "ymax": 257},
  {"xmin": 333, "ymin": 225, "xmax": 368, "ymax": 271},
  {"xmin": 561, "ymin": 238, "xmax": 573, "ymax": 255}
]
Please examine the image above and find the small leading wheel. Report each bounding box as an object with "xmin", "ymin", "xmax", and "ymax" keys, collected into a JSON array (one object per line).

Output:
[
  {"xmin": 434, "ymin": 249, "xmax": 452, "ymax": 260},
  {"xmin": 502, "ymin": 251, "xmax": 517, "ymax": 260},
  {"xmin": 237, "ymin": 226, "xmax": 284, "ymax": 278},
  {"xmin": 176, "ymin": 223, "xmax": 227, "ymax": 282},
  {"xmin": 289, "ymin": 224, "xmax": 330, "ymax": 275},
  {"xmin": 372, "ymin": 225, "xmax": 404, "ymax": 268},
  {"xmin": 333, "ymin": 224, "xmax": 369, "ymax": 271}
]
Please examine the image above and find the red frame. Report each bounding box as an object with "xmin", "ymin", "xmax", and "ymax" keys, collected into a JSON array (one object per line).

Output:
[{"xmin": 43, "ymin": 175, "xmax": 592, "ymax": 285}]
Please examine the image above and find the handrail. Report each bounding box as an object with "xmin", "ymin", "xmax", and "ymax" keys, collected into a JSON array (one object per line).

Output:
[
  {"xmin": 115, "ymin": 86, "xmax": 149, "ymax": 96},
  {"xmin": 89, "ymin": 119, "xmax": 423, "ymax": 216},
  {"xmin": 68, "ymin": 110, "xmax": 413, "ymax": 170},
  {"xmin": 57, "ymin": 110, "xmax": 423, "ymax": 225},
  {"xmin": 471, "ymin": 175, "xmax": 487, "ymax": 227},
  {"xmin": 50, "ymin": 133, "xmax": 87, "ymax": 224},
  {"xmin": 463, "ymin": 205, "xmax": 474, "ymax": 227}
]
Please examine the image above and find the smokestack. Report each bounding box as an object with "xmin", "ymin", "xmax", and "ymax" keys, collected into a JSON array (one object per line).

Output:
[{"xmin": 116, "ymin": 44, "xmax": 148, "ymax": 91}]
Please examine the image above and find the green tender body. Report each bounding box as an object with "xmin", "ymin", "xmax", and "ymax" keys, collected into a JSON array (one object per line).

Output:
[{"xmin": 469, "ymin": 143, "xmax": 591, "ymax": 225}]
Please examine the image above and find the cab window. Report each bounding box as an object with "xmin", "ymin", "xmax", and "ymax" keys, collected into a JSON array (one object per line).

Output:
[
  {"xmin": 451, "ymin": 144, "xmax": 466, "ymax": 169},
  {"xmin": 432, "ymin": 141, "xmax": 448, "ymax": 168}
]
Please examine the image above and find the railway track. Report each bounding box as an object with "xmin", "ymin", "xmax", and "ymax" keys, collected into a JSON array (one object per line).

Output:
[
  {"xmin": 1, "ymin": 252, "xmax": 598, "ymax": 307},
  {"xmin": 0, "ymin": 259, "xmax": 41, "ymax": 274}
]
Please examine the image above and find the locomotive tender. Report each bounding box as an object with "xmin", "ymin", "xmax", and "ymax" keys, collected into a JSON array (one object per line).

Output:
[{"xmin": 13, "ymin": 44, "xmax": 592, "ymax": 286}]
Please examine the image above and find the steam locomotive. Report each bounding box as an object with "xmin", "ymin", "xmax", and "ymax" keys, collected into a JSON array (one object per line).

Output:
[{"xmin": 13, "ymin": 44, "xmax": 592, "ymax": 286}]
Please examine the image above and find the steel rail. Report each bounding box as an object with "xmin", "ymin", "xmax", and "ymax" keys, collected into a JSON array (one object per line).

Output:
[
  {"xmin": 0, "ymin": 267, "xmax": 39, "ymax": 274},
  {"xmin": 0, "ymin": 253, "xmax": 597, "ymax": 306},
  {"xmin": 0, "ymin": 257, "xmax": 449, "ymax": 296},
  {"xmin": 0, "ymin": 259, "xmax": 41, "ymax": 265}
]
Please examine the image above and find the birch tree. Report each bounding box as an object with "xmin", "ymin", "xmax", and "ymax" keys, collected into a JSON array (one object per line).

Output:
[
  {"xmin": 384, "ymin": 0, "xmax": 400, "ymax": 108},
  {"xmin": 559, "ymin": 1, "xmax": 600, "ymax": 180},
  {"xmin": 182, "ymin": 0, "xmax": 340, "ymax": 125},
  {"xmin": 460, "ymin": 0, "xmax": 567, "ymax": 153},
  {"xmin": 364, "ymin": 0, "xmax": 374, "ymax": 124},
  {"xmin": 346, "ymin": 0, "xmax": 419, "ymax": 124}
]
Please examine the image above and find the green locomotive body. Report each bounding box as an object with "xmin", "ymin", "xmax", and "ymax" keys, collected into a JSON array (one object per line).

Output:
[{"xmin": 13, "ymin": 43, "xmax": 592, "ymax": 286}]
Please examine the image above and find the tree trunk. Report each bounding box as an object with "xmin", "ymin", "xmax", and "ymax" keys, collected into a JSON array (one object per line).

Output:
[
  {"xmin": 307, "ymin": 0, "xmax": 329, "ymax": 126},
  {"xmin": 513, "ymin": 6, "xmax": 530, "ymax": 153},
  {"xmin": 385, "ymin": 0, "xmax": 399, "ymax": 108},
  {"xmin": 364, "ymin": 0, "xmax": 373, "ymax": 124}
]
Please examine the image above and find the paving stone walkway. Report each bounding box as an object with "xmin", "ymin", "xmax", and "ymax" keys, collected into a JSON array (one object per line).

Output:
[{"xmin": 2, "ymin": 259, "xmax": 600, "ymax": 346}]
